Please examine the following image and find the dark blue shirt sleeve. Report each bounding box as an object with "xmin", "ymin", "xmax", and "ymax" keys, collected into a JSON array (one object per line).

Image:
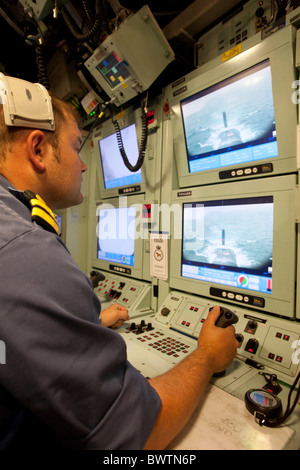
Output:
[{"xmin": 0, "ymin": 226, "xmax": 161, "ymax": 449}]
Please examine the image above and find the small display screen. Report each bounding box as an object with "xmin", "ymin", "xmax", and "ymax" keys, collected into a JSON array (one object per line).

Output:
[
  {"xmin": 96, "ymin": 51, "xmax": 130, "ymax": 89},
  {"xmin": 97, "ymin": 206, "xmax": 135, "ymax": 266},
  {"xmin": 181, "ymin": 196, "xmax": 273, "ymax": 294},
  {"xmin": 250, "ymin": 391, "xmax": 275, "ymax": 407},
  {"xmin": 99, "ymin": 123, "xmax": 142, "ymax": 190},
  {"xmin": 181, "ymin": 60, "xmax": 278, "ymax": 173}
]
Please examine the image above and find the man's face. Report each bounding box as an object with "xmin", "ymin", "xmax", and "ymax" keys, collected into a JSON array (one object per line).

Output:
[{"xmin": 46, "ymin": 112, "xmax": 87, "ymax": 210}]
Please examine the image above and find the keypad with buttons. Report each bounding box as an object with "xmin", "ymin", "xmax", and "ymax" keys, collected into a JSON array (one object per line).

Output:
[{"xmin": 124, "ymin": 320, "xmax": 194, "ymax": 360}]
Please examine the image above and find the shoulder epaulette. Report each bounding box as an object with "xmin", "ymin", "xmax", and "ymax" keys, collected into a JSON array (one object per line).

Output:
[{"xmin": 24, "ymin": 190, "xmax": 60, "ymax": 235}]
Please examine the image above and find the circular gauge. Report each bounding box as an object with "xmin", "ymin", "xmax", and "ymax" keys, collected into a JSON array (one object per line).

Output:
[{"xmin": 245, "ymin": 389, "xmax": 283, "ymax": 421}]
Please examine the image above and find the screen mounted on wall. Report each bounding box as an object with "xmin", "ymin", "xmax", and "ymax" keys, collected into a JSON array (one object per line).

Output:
[{"xmin": 181, "ymin": 60, "xmax": 277, "ymax": 174}]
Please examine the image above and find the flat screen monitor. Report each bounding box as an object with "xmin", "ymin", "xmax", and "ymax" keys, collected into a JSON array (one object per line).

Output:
[
  {"xmin": 181, "ymin": 60, "xmax": 277, "ymax": 174},
  {"xmin": 97, "ymin": 206, "xmax": 136, "ymax": 267},
  {"xmin": 167, "ymin": 25, "xmax": 297, "ymax": 187},
  {"xmin": 169, "ymin": 174, "xmax": 297, "ymax": 318},
  {"xmin": 181, "ymin": 196, "xmax": 273, "ymax": 295},
  {"xmin": 93, "ymin": 108, "xmax": 147, "ymax": 199},
  {"xmin": 90, "ymin": 196, "xmax": 146, "ymax": 279},
  {"xmin": 99, "ymin": 123, "xmax": 142, "ymax": 190}
]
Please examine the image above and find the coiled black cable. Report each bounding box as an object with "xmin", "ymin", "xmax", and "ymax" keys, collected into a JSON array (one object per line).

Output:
[
  {"xmin": 60, "ymin": 6, "xmax": 102, "ymax": 42},
  {"xmin": 35, "ymin": 42, "xmax": 50, "ymax": 90},
  {"xmin": 82, "ymin": 0, "xmax": 95, "ymax": 23},
  {"xmin": 113, "ymin": 104, "xmax": 148, "ymax": 172}
]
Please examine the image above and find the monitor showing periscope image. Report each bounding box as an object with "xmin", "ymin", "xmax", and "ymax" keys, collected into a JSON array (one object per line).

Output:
[
  {"xmin": 97, "ymin": 206, "xmax": 136, "ymax": 266},
  {"xmin": 181, "ymin": 59, "xmax": 278, "ymax": 174},
  {"xmin": 99, "ymin": 123, "xmax": 142, "ymax": 189},
  {"xmin": 181, "ymin": 196, "xmax": 273, "ymax": 294}
]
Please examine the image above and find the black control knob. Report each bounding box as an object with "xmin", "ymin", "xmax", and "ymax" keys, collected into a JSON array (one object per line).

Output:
[
  {"xmin": 256, "ymin": 6, "xmax": 264, "ymax": 18},
  {"xmin": 161, "ymin": 307, "xmax": 170, "ymax": 317},
  {"xmin": 235, "ymin": 333, "xmax": 244, "ymax": 346},
  {"xmin": 245, "ymin": 319, "xmax": 258, "ymax": 334},
  {"xmin": 129, "ymin": 322, "xmax": 136, "ymax": 331},
  {"xmin": 89, "ymin": 270, "xmax": 105, "ymax": 288},
  {"xmin": 146, "ymin": 322, "xmax": 154, "ymax": 331}
]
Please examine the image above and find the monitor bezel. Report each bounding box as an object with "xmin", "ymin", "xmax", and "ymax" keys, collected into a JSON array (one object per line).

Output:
[
  {"xmin": 169, "ymin": 174, "xmax": 297, "ymax": 319},
  {"xmin": 93, "ymin": 107, "xmax": 146, "ymax": 199},
  {"xmin": 168, "ymin": 26, "xmax": 297, "ymax": 188},
  {"xmin": 91, "ymin": 195, "xmax": 146, "ymax": 279}
]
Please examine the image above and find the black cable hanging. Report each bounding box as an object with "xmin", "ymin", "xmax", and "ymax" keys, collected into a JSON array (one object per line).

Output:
[
  {"xmin": 113, "ymin": 100, "xmax": 148, "ymax": 172},
  {"xmin": 35, "ymin": 41, "xmax": 50, "ymax": 90},
  {"xmin": 22, "ymin": 6, "xmax": 50, "ymax": 90},
  {"xmin": 260, "ymin": 371, "xmax": 300, "ymax": 428},
  {"xmin": 60, "ymin": 0, "xmax": 103, "ymax": 43}
]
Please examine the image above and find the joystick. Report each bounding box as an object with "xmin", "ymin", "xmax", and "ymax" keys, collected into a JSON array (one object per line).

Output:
[
  {"xmin": 210, "ymin": 306, "xmax": 239, "ymax": 377},
  {"xmin": 90, "ymin": 270, "xmax": 105, "ymax": 288},
  {"xmin": 214, "ymin": 306, "xmax": 239, "ymax": 328}
]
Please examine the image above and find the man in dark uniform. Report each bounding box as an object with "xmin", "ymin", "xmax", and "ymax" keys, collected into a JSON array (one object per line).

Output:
[{"xmin": 0, "ymin": 75, "xmax": 238, "ymax": 450}]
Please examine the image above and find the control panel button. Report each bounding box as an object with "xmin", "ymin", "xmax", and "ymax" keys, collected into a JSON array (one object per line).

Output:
[
  {"xmin": 161, "ymin": 307, "xmax": 171, "ymax": 317},
  {"xmin": 244, "ymin": 319, "xmax": 258, "ymax": 334},
  {"xmin": 244, "ymin": 338, "xmax": 259, "ymax": 354}
]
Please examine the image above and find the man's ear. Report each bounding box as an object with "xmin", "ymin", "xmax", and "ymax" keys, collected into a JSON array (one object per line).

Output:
[{"xmin": 26, "ymin": 130, "xmax": 48, "ymax": 171}]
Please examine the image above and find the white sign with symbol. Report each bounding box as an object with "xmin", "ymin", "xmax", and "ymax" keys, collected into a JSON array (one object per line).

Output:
[{"xmin": 150, "ymin": 231, "xmax": 168, "ymax": 280}]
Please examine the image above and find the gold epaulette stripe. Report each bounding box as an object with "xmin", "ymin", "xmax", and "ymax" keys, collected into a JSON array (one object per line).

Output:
[
  {"xmin": 31, "ymin": 206, "xmax": 60, "ymax": 235},
  {"xmin": 30, "ymin": 196, "xmax": 56, "ymax": 219},
  {"xmin": 24, "ymin": 190, "xmax": 60, "ymax": 235}
]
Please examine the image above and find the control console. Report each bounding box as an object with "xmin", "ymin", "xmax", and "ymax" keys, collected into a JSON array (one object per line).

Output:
[
  {"xmin": 92, "ymin": 270, "xmax": 154, "ymax": 318},
  {"xmin": 118, "ymin": 291, "xmax": 300, "ymax": 388}
]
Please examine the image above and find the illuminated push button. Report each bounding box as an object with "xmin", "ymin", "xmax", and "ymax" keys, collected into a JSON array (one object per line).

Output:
[
  {"xmin": 244, "ymin": 338, "xmax": 259, "ymax": 354},
  {"xmin": 244, "ymin": 319, "xmax": 258, "ymax": 334},
  {"xmin": 276, "ymin": 355, "xmax": 283, "ymax": 363},
  {"xmin": 268, "ymin": 353, "xmax": 275, "ymax": 360}
]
